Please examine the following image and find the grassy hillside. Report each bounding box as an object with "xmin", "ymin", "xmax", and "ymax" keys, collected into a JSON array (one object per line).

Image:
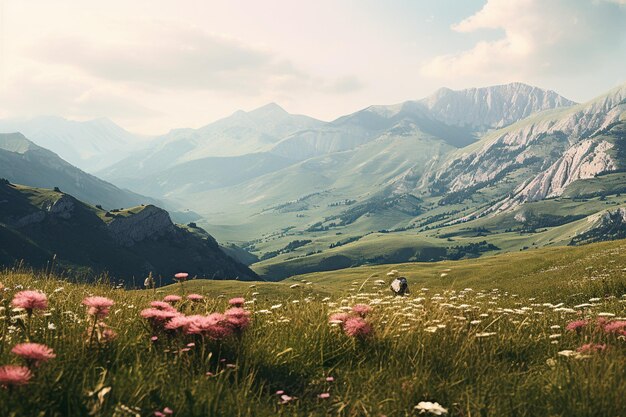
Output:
[
  {"xmin": 0, "ymin": 239, "xmax": 624, "ymax": 416},
  {"xmin": 248, "ymin": 169, "xmax": 626, "ymax": 280},
  {"xmin": 0, "ymin": 183, "xmax": 258, "ymax": 283}
]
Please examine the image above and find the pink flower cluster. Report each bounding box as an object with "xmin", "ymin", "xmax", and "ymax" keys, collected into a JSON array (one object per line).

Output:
[
  {"xmin": 565, "ymin": 320, "xmax": 587, "ymax": 332},
  {"xmin": 12, "ymin": 290, "xmax": 48, "ymax": 312},
  {"xmin": 566, "ymin": 318, "xmax": 626, "ymax": 336},
  {"xmin": 141, "ymin": 297, "xmax": 251, "ymax": 340},
  {"xmin": 229, "ymin": 297, "xmax": 245, "ymax": 307},
  {"xmin": 351, "ymin": 304, "xmax": 373, "ymax": 317},
  {"xmin": 577, "ymin": 343, "xmax": 607, "ymax": 353},
  {"xmin": 0, "ymin": 365, "xmax": 32, "ymax": 388},
  {"xmin": 0, "ymin": 342, "xmax": 56, "ymax": 388},
  {"xmin": 565, "ymin": 317, "xmax": 626, "ymax": 355},
  {"xmin": 328, "ymin": 305, "xmax": 374, "ymax": 338},
  {"xmin": 163, "ymin": 295, "xmax": 182, "ymax": 303},
  {"xmin": 174, "ymin": 272, "xmax": 189, "ymax": 281},
  {"xmin": 187, "ymin": 294, "xmax": 204, "ymax": 302},
  {"xmin": 11, "ymin": 343, "xmax": 56, "ymax": 367},
  {"xmin": 603, "ymin": 320, "xmax": 626, "ymax": 335},
  {"xmin": 82, "ymin": 296, "xmax": 114, "ymax": 318},
  {"xmin": 82, "ymin": 296, "xmax": 117, "ymax": 344}
]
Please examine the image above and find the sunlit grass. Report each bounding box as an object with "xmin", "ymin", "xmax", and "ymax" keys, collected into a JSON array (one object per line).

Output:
[{"xmin": 0, "ymin": 244, "xmax": 625, "ymax": 416}]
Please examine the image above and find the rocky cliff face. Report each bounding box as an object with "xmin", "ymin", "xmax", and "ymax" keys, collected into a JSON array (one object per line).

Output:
[
  {"xmin": 495, "ymin": 139, "xmax": 617, "ymax": 212},
  {"xmin": 43, "ymin": 195, "xmax": 75, "ymax": 219},
  {"xmin": 11, "ymin": 194, "xmax": 76, "ymax": 227},
  {"xmin": 424, "ymin": 84, "xmax": 626, "ymax": 197},
  {"xmin": 420, "ymin": 82, "xmax": 576, "ymax": 130},
  {"xmin": 106, "ymin": 205, "xmax": 176, "ymax": 247}
]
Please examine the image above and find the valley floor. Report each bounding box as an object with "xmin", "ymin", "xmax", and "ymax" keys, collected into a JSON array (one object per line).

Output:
[{"xmin": 0, "ymin": 240, "xmax": 625, "ymax": 416}]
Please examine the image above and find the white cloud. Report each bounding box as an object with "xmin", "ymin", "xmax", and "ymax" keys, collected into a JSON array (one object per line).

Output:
[
  {"xmin": 422, "ymin": 0, "xmax": 626, "ymax": 81},
  {"xmin": 30, "ymin": 24, "xmax": 308, "ymax": 94},
  {"xmin": 0, "ymin": 16, "xmax": 364, "ymax": 133}
]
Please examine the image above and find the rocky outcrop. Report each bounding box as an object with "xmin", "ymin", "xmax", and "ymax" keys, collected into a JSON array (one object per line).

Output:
[
  {"xmin": 43, "ymin": 195, "xmax": 75, "ymax": 219},
  {"xmin": 420, "ymin": 82, "xmax": 576, "ymax": 130},
  {"xmin": 570, "ymin": 207, "xmax": 626, "ymax": 245},
  {"xmin": 495, "ymin": 139, "xmax": 617, "ymax": 212},
  {"xmin": 10, "ymin": 195, "xmax": 76, "ymax": 227},
  {"xmin": 106, "ymin": 205, "xmax": 176, "ymax": 247}
]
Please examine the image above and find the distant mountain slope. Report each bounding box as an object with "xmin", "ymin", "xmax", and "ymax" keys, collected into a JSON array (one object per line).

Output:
[
  {"xmin": 420, "ymin": 82, "xmax": 576, "ymax": 130},
  {"xmin": 105, "ymin": 152, "xmax": 295, "ymax": 198},
  {"xmin": 269, "ymin": 102, "xmax": 474, "ymax": 160},
  {"xmin": 0, "ymin": 182, "xmax": 258, "ymax": 283},
  {"xmin": 174, "ymin": 133, "xmax": 453, "ymax": 233},
  {"xmin": 0, "ymin": 132, "xmax": 157, "ymax": 209},
  {"xmin": 270, "ymin": 82, "xmax": 575, "ymax": 160},
  {"xmin": 417, "ymin": 83, "xmax": 626, "ymax": 216},
  {"xmin": 0, "ymin": 116, "xmax": 145, "ymax": 172},
  {"xmin": 100, "ymin": 103, "xmax": 323, "ymax": 181}
]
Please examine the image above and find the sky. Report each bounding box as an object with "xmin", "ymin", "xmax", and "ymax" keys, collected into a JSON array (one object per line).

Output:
[{"xmin": 0, "ymin": 0, "xmax": 625, "ymax": 135}]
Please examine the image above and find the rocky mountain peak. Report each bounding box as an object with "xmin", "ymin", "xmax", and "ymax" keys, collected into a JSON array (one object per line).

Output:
[{"xmin": 420, "ymin": 82, "xmax": 576, "ymax": 130}]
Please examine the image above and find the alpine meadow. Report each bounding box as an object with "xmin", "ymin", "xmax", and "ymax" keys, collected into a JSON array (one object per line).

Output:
[{"xmin": 0, "ymin": 1, "xmax": 625, "ymax": 416}]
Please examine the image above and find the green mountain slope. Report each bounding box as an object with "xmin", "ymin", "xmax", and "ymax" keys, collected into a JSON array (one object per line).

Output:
[
  {"xmin": 0, "ymin": 181, "xmax": 258, "ymax": 283},
  {"xmin": 0, "ymin": 133, "xmax": 157, "ymax": 210}
]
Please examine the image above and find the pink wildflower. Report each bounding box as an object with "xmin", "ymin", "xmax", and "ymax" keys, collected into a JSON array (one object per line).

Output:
[
  {"xmin": 596, "ymin": 317, "xmax": 609, "ymax": 328},
  {"xmin": 276, "ymin": 390, "xmax": 285, "ymax": 395},
  {"xmin": 140, "ymin": 308, "xmax": 180, "ymax": 330},
  {"xmin": 82, "ymin": 296, "xmax": 115, "ymax": 318},
  {"xmin": 163, "ymin": 295, "xmax": 182, "ymax": 303},
  {"xmin": 603, "ymin": 320, "xmax": 626, "ymax": 333},
  {"xmin": 352, "ymin": 304, "xmax": 372, "ymax": 317},
  {"xmin": 318, "ymin": 392, "xmax": 331, "ymax": 399},
  {"xmin": 150, "ymin": 301, "xmax": 177, "ymax": 312},
  {"xmin": 0, "ymin": 365, "xmax": 32, "ymax": 387},
  {"xmin": 225, "ymin": 307, "xmax": 251, "ymax": 331},
  {"xmin": 576, "ymin": 343, "xmax": 606, "ymax": 353},
  {"xmin": 187, "ymin": 294, "xmax": 204, "ymax": 302},
  {"xmin": 165, "ymin": 315, "xmax": 198, "ymax": 333},
  {"xmin": 328, "ymin": 312, "xmax": 350, "ymax": 324},
  {"xmin": 12, "ymin": 290, "xmax": 48, "ymax": 312},
  {"xmin": 228, "ymin": 297, "xmax": 245, "ymax": 307},
  {"xmin": 565, "ymin": 320, "xmax": 587, "ymax": 332},
  {"xmin": 187, "ymin": 313, "xmax": 233, "ymax": 339},
  {"xmin": 174, "ymin": 272, "xmax": 189, "ymax": 281},
  {"xmin": 326, "ymin": 376, "xmax": 334, "ymax": 382},
  {"xmin": 11, "ymin": 343, "xmax": 56, "ymax": 366},
  {"xmin": 343, "ymin": 317, "xmax": 373, "ymax": 338}
]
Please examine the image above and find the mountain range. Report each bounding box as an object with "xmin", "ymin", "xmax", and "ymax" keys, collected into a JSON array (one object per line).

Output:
[
  {"xmin": 0, "ymin": 116, "xmax": 149, "ymax": 172},
  {"xmin": 0, "ymin": 132, "xmax": 157, "ymax": 209},
  {"xmin": 2, "ymin": 81, "xmax": 626, "ymax": 281}
]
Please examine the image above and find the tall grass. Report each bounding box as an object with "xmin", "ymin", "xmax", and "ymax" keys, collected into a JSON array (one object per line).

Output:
[{"xmin": 0, "ymin": 262, "xmax": 624, "ymax": 417}]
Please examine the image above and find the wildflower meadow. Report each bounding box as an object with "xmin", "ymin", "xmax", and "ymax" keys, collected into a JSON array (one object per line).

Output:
[{"xmin": 0, "ymin": 242, "xmax": 625, "ymax": 416}]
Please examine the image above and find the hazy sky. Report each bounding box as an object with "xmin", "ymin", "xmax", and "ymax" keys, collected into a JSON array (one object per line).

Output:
[{"xmin": 1, "ymin": 0, "xmax": 625, "ymax": 135}]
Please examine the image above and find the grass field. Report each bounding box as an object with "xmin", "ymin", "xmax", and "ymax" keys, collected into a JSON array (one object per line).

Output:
[{"xmin": 0, "ymin": 240, "xmax": 625, "ymax": 416}]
